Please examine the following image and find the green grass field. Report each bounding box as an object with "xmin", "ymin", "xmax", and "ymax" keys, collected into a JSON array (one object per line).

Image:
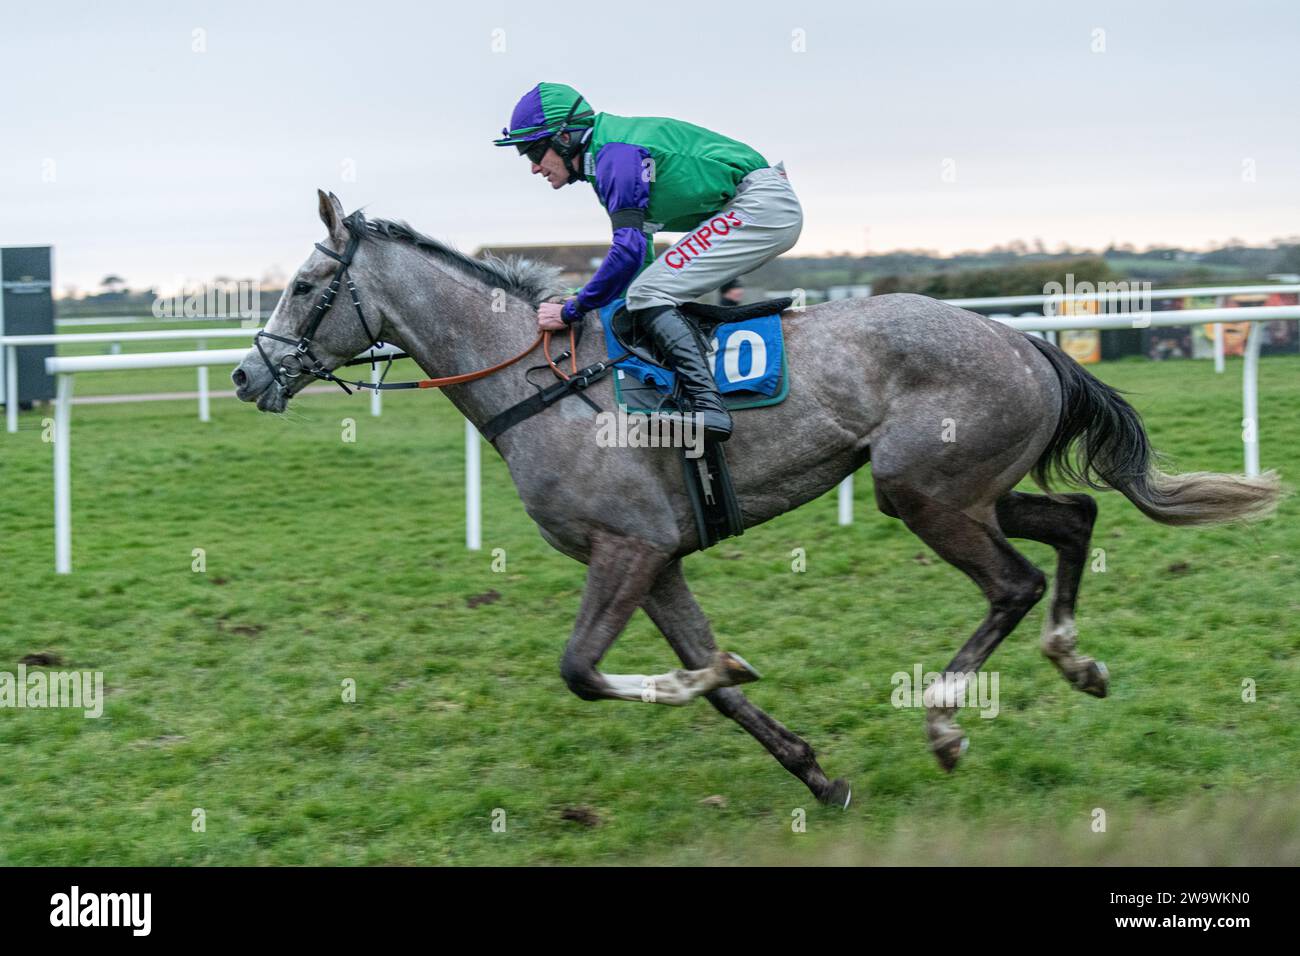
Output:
[{"xmin": 1, "ymin": 354, "xmax": 1297, "ymax": 865}]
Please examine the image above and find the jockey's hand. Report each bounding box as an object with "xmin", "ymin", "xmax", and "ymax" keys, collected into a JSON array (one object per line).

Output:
[{"xmin": 537, "ymin": 301, "xmax": 569, "ymax": 332}]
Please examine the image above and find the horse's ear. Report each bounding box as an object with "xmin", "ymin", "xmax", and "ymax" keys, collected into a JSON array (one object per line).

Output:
[{"xmin": 317, "ymin": 189, "xmax": 347, "ymax": 244}]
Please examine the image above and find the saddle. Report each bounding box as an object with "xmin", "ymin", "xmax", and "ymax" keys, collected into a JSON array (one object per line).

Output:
[
  {"xmin": 602, "ymin": 296, "xmax": 794, "ymax": 551},
  {"xmin": 610, "ymin": 297, "xmax": 794, "ymax": 366}
]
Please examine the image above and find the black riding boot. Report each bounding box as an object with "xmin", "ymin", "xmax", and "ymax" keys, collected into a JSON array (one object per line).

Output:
[{"xmin": 637, "ymin": 305, "xmax": 733, "ymax": 441}]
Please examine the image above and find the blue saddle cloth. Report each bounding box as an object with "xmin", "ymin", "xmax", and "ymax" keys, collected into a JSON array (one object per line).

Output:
[{"xmin": 598, "ymin": 299, "xmax": 787, "ymax": 410}]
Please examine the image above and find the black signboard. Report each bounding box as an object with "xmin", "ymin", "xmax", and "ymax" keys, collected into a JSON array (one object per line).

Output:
[{"xmin": 1, "ymin": 246, "xmax": 55, "ymax": 403}]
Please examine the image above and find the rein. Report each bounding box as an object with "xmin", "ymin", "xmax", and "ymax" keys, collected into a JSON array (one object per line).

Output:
[
  {"xmin": 255, "ymin": 217, "xmax": 583, "ymax": 395},
  {"xmin": 256, "ymin": 215, "xmax": 629, "ymax": 437},
  {"xmin": 331, "ymin": 328, "xmax": 562, "ymax": 392}
]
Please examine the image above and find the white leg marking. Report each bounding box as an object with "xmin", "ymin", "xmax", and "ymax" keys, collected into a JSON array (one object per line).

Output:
[
  {"xmin": 1040, "ymin": 612, "xmax": 1079, "ymax": 661},
  {"xmin": 599, "ymin": 653, "xmax": 755, "ymax": 705}
]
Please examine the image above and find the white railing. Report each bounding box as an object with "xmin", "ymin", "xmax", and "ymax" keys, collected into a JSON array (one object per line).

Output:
[
  {"xmin": 2, "ymin": 328, "xmax": 259, "ymax": 433},
  {"xmin": 15, "ymin": 290, "xmax": 1298, "ymax": 573},
  {"xmin": 55, "ymin": 315, "xmax": 265, "ymax": 328},
  {"xmin": 943, "ymin": 283, "xmax": 1300, "ymax": 309},
  {"xmin": 5, "ymin": 327, "xmax": 389, "ymax": 430},
  {"xmin": 41, "ymin": 343, "xmax": 401, "ymax": 573}
]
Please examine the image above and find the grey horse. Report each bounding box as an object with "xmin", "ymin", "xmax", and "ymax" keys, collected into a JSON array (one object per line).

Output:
[{"xmin": 233, "ymin": 192, "xmax": 1282, "ymax": 807}]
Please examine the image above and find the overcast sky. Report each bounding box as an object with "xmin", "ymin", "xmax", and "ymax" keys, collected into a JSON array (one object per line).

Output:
[{"xmin": 2, "ymin": 0, "xmax": 1297, "ymax": 294}]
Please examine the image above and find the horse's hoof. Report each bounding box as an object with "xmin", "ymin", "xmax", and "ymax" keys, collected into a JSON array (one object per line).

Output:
[
  {"xmin": 719, "ymin": 652, "xmax": 761, "ymax": 685},
  {"xmin": 820, "ymin": 778, "xmax": 853, "ymax": 810},
  {"xmin": 929, "ymin": 731, "xmax": 968, "ymax": 772},
  {"xmin": 1074, "ymin": 660, "xmax": 1109, "ymax": 698}
]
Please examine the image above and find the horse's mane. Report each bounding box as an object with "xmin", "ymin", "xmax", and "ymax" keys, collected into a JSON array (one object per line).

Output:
[{"xmin": 355, "ymin": 212, "xmax": 563, "ymax": 307}]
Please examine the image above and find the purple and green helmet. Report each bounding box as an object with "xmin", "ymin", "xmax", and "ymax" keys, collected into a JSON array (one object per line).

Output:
[{"xmin": 493, "ymin": 82, "xmax": 594, "ymax": 155}]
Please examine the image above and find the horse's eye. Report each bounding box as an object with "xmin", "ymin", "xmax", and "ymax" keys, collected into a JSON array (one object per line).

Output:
[{"xmin": 292, "ymin": 280, "xmax": 312, "ymax": 296}]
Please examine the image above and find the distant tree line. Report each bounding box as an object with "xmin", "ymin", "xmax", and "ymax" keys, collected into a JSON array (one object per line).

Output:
[
  {"xmin": 871, "ymin": 258, "xmax": 1118, "ymax": 299},
  {"xmin": 742, "ymin": 239, "xmax": 1300, "ymax": 298}
]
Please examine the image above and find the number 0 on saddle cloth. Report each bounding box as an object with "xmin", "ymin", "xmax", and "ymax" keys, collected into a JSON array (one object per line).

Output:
[{"xmin": 598, "ymin": 298, "xmax": 790, "ymax": 415}]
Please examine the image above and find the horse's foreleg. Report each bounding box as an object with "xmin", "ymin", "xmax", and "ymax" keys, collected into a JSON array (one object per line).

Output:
[
  {"xmin": 642, "ymin": 560, "xmax": 851, "ymax": 808},
  {"xmin": 594, "ymin": 656, "xmax": 759, "ymax": 705},
  {"xmin": 559, "ymin": 533, "xmax": 757, "ymax": 706},
  {"xmin": 996, "ymin": 491, "xmax": 1108, "ymax": 697}
]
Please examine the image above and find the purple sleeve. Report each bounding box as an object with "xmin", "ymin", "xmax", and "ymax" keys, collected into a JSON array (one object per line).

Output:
[
  {"xmin": 563, "ymin": 142, "xmax": 651, "ymax": 322},
  {"xmin": 563, "ymin": 228, "xmax": 646, "ymax": 320}
]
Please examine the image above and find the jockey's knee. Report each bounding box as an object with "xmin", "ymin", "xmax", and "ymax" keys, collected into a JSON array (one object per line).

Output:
[{"xmin": 559, "ymin": 651, "xmax": 605, "ymax": 701}]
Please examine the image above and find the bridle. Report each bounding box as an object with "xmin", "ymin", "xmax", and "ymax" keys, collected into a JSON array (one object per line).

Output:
[
  {"xmin": 253, "ymin": 216, "xmax": 391, "ymax": 395},
  {"xmin": 254, "ymin": 213, "xmax": 604, "ymax": 397},
  {"xmin": 252, "ymin": 211, "xmax": 629, "ymax": 440}
]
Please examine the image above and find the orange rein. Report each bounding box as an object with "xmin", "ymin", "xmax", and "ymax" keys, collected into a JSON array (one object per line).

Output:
[
  {"xmin": 543, "ymin": 323, "xmax": 579, "ymax": 380},
  {"xmin": 413, "ymin": 326, "xmax": 575, "ymax": 389}
]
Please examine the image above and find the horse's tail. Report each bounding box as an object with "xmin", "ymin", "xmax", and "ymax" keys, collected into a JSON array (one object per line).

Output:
[{"xmin": 1024, "ymin": 333, "xmax": 1283, "ymax": 526}]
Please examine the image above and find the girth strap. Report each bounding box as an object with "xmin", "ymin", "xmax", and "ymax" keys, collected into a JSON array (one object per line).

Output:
[{"xmin": 480, "ymin": 353, "xmax": 627, "ymax": 444}]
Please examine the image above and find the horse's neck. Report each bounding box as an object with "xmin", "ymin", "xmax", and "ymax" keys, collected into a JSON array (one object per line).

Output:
[{"xmin": 384, "ymin": 269, "xmax": 597, "ymax": 431}]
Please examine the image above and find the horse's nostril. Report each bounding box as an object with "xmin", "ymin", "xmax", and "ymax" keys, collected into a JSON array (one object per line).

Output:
[{"xmin": 232, "ymin": 368, "xmax": 247, "ymax": 388}]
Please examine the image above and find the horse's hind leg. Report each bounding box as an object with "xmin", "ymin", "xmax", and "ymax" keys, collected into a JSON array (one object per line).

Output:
[
  {"xmin": 559, "ymin": 531, "xmax": 759, "ymax": 707},
  {"xmin": 996, "ymin": 491, "xmax": 1108, "ymax": 698},
  {"xmin": 874, "ymin": 479, "xmax": 1047, "ymax": 772},
  {"xmin": 641, "ymin": 560, "xmax": 852, "ymax": 808}
]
